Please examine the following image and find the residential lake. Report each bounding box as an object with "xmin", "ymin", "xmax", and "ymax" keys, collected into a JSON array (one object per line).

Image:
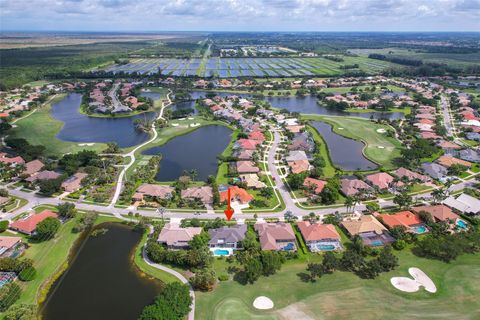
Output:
[
  {"xmin": 143, "ymin": 125, "xmax": 232, "ymax": 181},
  {"xmin": 310, "ymin": 121, "xmax": 378, "ymax": 171},
  {"xmin": 42, "ymin": 223, "xmax": 162, "ymax": 320},
  {"xmin": 51, "ymin": 93, "xmax": 155, "ymax": 147},
  {"xmin": 190, "ymin": 91, "xmax": 405, "ymax": 120},
  {"xmin": 140, "ymin": 91, "xmax": 198, "ymax": 115}
]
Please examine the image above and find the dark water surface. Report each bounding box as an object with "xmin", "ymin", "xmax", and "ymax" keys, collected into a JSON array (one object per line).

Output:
[
  {"xmin": 140, "ymin": 91, "xmax": 198, "ymax": 115},
  {"xmin": 43, "ymin": 223, "xmax": 162, "ymax": 320},
  {"xmin": 51, "ymin": 93, "xmax": 155, "ymax": 147},
  {"xmin": 143, "ymin": 125, "xmax": 232, "ymax": 181},
  {"xmin": 310, "ymin": 121, "xmax": 378, "ymax": 171},
  {"xmin": 189, "ymin": 91, "xmax": 404, "ymax": 120}
]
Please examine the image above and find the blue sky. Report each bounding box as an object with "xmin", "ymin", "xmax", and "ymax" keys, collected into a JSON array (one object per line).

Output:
[{"xmin": 1, "ymin": 0, "xmax": 479, "ymax": 32}]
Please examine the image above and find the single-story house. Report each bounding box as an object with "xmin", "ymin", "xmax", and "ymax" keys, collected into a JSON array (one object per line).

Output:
[
  {"xmin": 437, "ymin": 155, "xmax": 472, "ymax": 168},
  {"xmin": 234, "ymin": 149, "xmax": 255, "ymax": 160},
  {"xmin": 285, "ymin": 150, "xmax": 309, "ymax": 162},
  {"xmin": 340, "ymin": 178, "xmax": 373, "ymax": 197},
  {"xmin": 443, "ymin": 194, "xmax": 480, "ymax": 215},
  {"xmin": 25, "ymin": 170, "xmax": 61, "ymax": 183},
  {"xmin": 465, "ymin": 132, "xmax": 480, "ymax": 141},
  {"xmin": 297, "ymin": 221, "xmax": 342, "ymax": 252},
  {"xmin": 0, "ymin": 153, "xmax": 25, "ymax": 166},
  {"xmin": 181, "ymin": 186, "xmax": 213, "ymax": 205},
  {"xmin": 132, "ymin": 184, "xmax": 175, "ymax": 202},
  {"xmin": 303, "ymin": 177, "xmax": 327, "ymax": 194},
  {"xmin": 0, "ymin": 236, "xmax": 23, "ymax": 258},
  {"xmin": 421, "ymin": 162, "xmax": 448, "ymax": 180},
  {"xmin": 287, "ymin": 160, "xmax": 311, "ymax": 174},
  {"xmin": 208, "ymin": 225, "xmax": 248, "ymax": 254},
  {"xmin": 157, "ymin": 223, "xmax": 202, "ymax": 249},
  {"xmin": 235, "ymin": 139, "xmax": 261, "ymax": 150},
  {"xmin": 248, "ymin": 131, "xmax": 265, "ymax": 142},
  {"xmin": 392, "ymin": 167, "xmax": 431, "ymax": 183},
  {"xmin": 459, "ymin": 149, "xmax": 480, "ymax": 163},
  {"xmin": 412, "ymin": 205, "xmax": 460, "ymax": 223},
  {"xmin": 23, "ymin": 160, "xmax": 44, "ymax": 176},
  {"xmin": 377, "ymin": 211, "xmax": 428, "ymax": 234},
  {"xmin": 9, "ymin": 210, "xmax": 58, "ymax": 235},
  {"xmin": 341, "ymin": 215, "xmax": 394, "ymax": 246},
  {"xmin": 365, "ymin": 172, "xmax": 397, "ymax": 191},
  {"xmin": 219, "ymin": 186, "xmax": 254, "ymax": 204},
  {"xmin": 239, "ymin": 173, "xmax": 266, "ymax": 189},
  {"xmin": 236, "ymin": 161, "xmax": 260, "ymax": 174},
  {"xmin": 61, "ymin": 172, "xmax": 88, "ymax": 192},
  {"xmin": 254, "ymin": 222, "xmax": 297, "ymax": 251}
]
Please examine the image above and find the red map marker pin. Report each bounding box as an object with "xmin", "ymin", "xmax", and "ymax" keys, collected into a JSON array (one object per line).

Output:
[{"xmin": 224, "ymin": 187, "xmax": 234, "ymax": 221}]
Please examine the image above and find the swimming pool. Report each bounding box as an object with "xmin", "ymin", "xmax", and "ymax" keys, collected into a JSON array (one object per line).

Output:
[
  {"xmin": 282, "ymin": 243, "xmax": 295, "ymax": 251},
  {"xmin": 315, "ymin": 244, "xmax": 336, "ymax": 251},
  {"xmin": 370, "ymin": 240, "xmax": 384, "ymax": 247},
  {"xmin": 213, "ymin": 249, "xmax": 230, "ymax": 256},
  {"xmin": 411, "ymin": 225, "xmax": 428, "ymax": 234},
  {"xmin": 456, "ymin": 219, "xmax": 468, "ymax": 230}
]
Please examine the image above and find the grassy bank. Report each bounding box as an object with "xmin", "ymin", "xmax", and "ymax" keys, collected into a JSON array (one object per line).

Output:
[
  {"xmin": 196, "ymin": 251, "xmax": 480, "ymax": 319},
  {"xmin": 303, "ymin": 115, "xmax": 402, "ymax": 170},
  {"xmin": 9, "ymin": 94, "xmax": 106, "ymax": 156}
]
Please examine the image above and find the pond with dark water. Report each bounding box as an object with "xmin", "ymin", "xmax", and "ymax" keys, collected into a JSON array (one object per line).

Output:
[
  {"xmin": 42, "ymin": 223, "xmax": 162, "ymax": 320},
  {"xmin": 310, "ymin": 121, "xmax": 378, "ymax": 171},
  {"xmin": 51, "ymin": 93, "xmax": 155, "ymax": 147},
  {"xmin": 142, "ymin": 125, "xmax": 232, "ymax": 181},
  {"xmin": 189, "ymin": 91, "xmax": 405, "ymax": 120}
]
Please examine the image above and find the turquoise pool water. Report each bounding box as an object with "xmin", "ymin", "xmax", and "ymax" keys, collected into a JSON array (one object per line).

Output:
[
  {"xmin": 457, "ymin": 220, "xmax": 468, "ymax": 229},
  {"xmin": 370, "ymin": 240, "xmax": 384, "ymax": 247},
  {"xmin": 213, "ymin": 249, "xmax": 230, "ymax": 256},
  {"xmin": 411, "ymin": 225, "xmax": 427, "ymax": 234},
  {"xmin": 315, "ymin": 244, "xmax": 336, "ymax": 251}
]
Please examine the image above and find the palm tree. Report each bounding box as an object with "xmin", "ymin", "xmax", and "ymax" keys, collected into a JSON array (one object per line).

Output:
[
  {"xmin": 190, "ymin": 169, "xmax": 198, "ymax": 182},
  {"xmin": 432, "ymin": 188, "xmax": 447, "ymax": 204},
  {"xmin": 344, "ymin": 196, "xmax": 353, "ymax": 213}
]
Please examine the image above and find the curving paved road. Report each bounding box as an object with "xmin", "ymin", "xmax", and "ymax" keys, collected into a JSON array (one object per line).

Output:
[{"xmin": 109, "ymin": 89, "xmax": 173, "ymax": 206}]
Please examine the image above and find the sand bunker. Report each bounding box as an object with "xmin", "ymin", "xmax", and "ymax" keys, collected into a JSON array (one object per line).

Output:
[
  {"xmin": 376, "ymin": 128, "xmax": 387, "ymax": 133},
  {"xmin": 338, "ymin": 127, "xmax": 344, "ymax": 130},
  {"xmin": 78, "ymin": 143, "xmax": 94, "ymax": 146},
  {"xmin": 377, "ymin": 146, "xmax": 385, "ymax": 149},
  {"xmin": 190, "ymin": 123, "xmax": 200, "ymax": 127},
  {"xmin": 253, "ymin": 296, "xmax": 274, "ymax": 310},
  {"xmin": 188, "ymin": 117, "xmax": 194, "ymax": 120},
  {"xmin": 391, "ymin": 267, "xmax": 437, "ymax": 293},
  {"xmin": 171, "ymin": 123, "xmax": 179, "ymax": 127}
]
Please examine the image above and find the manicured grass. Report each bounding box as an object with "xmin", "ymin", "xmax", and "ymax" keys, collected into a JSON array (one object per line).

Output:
[
  {"xmin": 344, "ymin": 107, "xmax": 411, "ymax": 115},
  {"xmin": 303, "ymin": 115, "xmax": 403, "ymax": 169},
  {"xmin": 16, "ymin": 218, "xmax": 81, "ymax": 306},
  {"xmin": 133, "ymin": 231, "xmax": 181, "ymax": 284},
  {"xmin": 305, "ymin": 124, "xmax": 336, "ymax": 177},
  {"xmin": 10, "ymin": 94, "xmax": 106, "ymax": 156},
  {"xmin": 196, "ymin": 251, "xmax": 480, "ymax": 320}
]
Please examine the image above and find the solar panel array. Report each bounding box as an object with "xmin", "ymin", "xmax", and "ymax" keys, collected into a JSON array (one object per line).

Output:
[{"xmin": 103, "ymin": 57, "xmax": 388, "ymax": 77}]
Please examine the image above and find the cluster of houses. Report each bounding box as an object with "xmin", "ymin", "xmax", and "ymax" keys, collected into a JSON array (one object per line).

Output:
[
  {"xmin": 153, "ymin": 201, "xmax": 472, "ymax": 257},
  {"xmin": 87, "ymin": 80, "xmax": 145, "ymax": 114},
  {"xmin": 0, "ymin": 154, "xmax": 87, "ymax": 193}
]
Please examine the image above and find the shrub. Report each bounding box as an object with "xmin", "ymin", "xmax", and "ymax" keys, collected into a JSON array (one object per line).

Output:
[
  {"xmin": 0, "ymin": 220, "xmax": 9, "ymax": 233},
  {"xmin": 18, "ymin": 266, "xmax": 36, "ymax": 281},
  {"xmin": 393, "ymin": 240, "xmax": 406, "ymax": 250},
  {"xmin": 218, "ymin": 274, "xmax": 229, "ymax": 281}
]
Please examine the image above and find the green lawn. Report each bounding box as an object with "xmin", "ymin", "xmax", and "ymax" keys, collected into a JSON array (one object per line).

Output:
[
  {"xmin": 10, "ymin": 94, "xmax": 107, "ymax": 156},
  {"xmin": 305, "ymin": 124, "xmax": 336, "ymax": 177},
  {"xmin": 196, "ymin": 251, "xmax": 480, "ymax": 320},
  {"xmin": 304, "ymin": 115, "xmax": 403, "ymax": 170},
  {"xmin": 16, "ymin": 218, "xmax": 82, "ymax": 306},
  {"xmin": 133, "ymin": 231, "xmax": 182, "ymax": 284}
]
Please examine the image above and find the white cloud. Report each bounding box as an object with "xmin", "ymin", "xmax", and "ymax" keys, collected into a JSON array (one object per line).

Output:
[{"xmin": 0, "ymin": 0, "xmax": 478, "ymax": 31}]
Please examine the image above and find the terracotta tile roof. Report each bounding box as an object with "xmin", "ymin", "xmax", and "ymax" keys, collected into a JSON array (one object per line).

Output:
[
  {"xmin": 10, "ymin": 210, "xmax": 58, "ymax": 234},
  {"xmin": 0, "ymin": 236, "xmax": 22, "ymax": 251},
  {"xmin": 219, "ymin": 186, "xmax": 254, "ymax": 204},
  {"xmin": 236, "ymin": 161, "xmax": 260, "ymax": 174},
  {"xmin": 254, "ymin": 222, "xmax": 296, "ymax": 251},
  {"xmin": 133, "ymin": 184, "xmax": 175, "ymax": 201},
  {"xmin": 393, "ymin": 167, "xmax": 431, "ymax": 182},
  {"xmin": 25, "ymin": 170, "xmax": 61, "ymax": 182},
  {"xmin": 157, "ymin": 223, "xmax": 202, "ymax": 248},
  {"xmin": 378, "ymin": 211, "xmax": 422, "ymax": 229},
  {"xmin": 297, "ymin": 221, "xmax": 340, "ymax": 241},
  {"xmin": 412, "ymin": 205, "xmax": 459, "ymax": 222},
  {"xmin": 341, "ymin": 215, "xmax": 387, "ymax": 236},
  {"xmin": 0, "ymin": 153, "xmax": 25, "ymax": 165},
  {"xmin": 62, "ymin": 172, "xmax": 88, "ymax": 192},
  {"xmin": 181, "ymin": 186, "xmax": 213, "ymax": 204},
  {"xmin": 341, "ymin": 178, "xmax": 372, "ymax": 196},
  {"xmin": 288, "ymin": 160, "xmax": 311, "ymax": 174},
  {"xmin": 437, "ymin": 156, "xmax": 472, "ymax": 168},
  {"xmin": 23, "ymin": 160, "xmax": 44, "ymax": 176},
  {"xmin": 248, "ymin": 131, "xmax": 265, "ymax": 142},
  {"xmin": 303, "ymin": 177, "xmax": 327, "ymax": 194},
  {"xmin": 366, "ymin": 172, "xmax": 394, "ymax": 189}
]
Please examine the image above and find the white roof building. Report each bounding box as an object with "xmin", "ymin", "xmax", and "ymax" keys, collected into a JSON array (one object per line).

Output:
[{"xmin": 443, "ymin": 194, "xmax": 480, "ymax": 215}]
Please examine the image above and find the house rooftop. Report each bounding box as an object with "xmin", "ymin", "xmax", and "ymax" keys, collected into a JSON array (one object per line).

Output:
[
  {"xmin": 297, "ymin": 221, "xmax": 340, "ymax": 241},
  {"xmin": 341, "ymin": 215, "xmax": 387, "ymax": 236}
]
